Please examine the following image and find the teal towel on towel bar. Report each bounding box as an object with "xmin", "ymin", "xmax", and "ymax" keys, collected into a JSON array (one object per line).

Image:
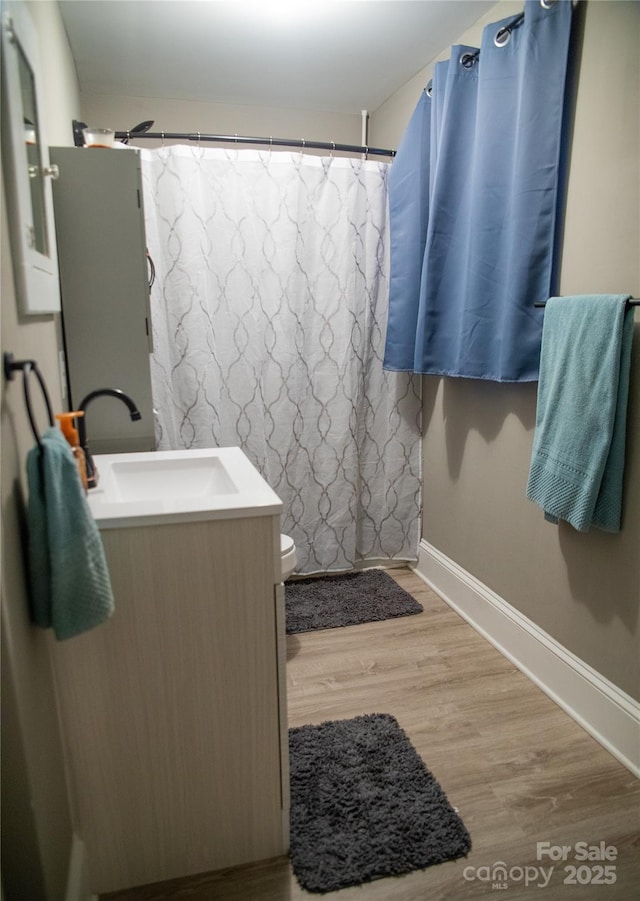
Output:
[
  {"xmin": 27, "ymin": 427, "xmax": 114, "ymax": 639},
  {"xmin": 526, "ymin": 295, "xmax": 634, "ymax": 532}
]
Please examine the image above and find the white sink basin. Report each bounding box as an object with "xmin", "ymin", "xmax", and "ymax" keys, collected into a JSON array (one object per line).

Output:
[
  {"xmin": 105, "ymin": 455, "xmax": 238, "ymax": 503},
  {"xmin": 87, "ymin": 448, "xmax": 282, "ymax": 528}
]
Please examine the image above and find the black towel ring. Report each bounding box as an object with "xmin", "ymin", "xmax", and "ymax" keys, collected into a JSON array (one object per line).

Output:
[{"xmin": 3, "ymin": 352, "xmax": 54, "ymax": 450}]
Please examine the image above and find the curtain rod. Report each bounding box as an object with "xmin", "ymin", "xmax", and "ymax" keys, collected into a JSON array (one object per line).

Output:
[
  {"xmin": 534, "ymin": 298, "xmax": 639, "ymax": 308},
  {"xmin": 112, "ymin": 130, "xmax": 396, "ymax": 158}
]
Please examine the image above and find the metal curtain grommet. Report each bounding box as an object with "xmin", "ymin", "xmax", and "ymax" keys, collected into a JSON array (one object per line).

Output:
[
  {"xmin": 540, "ymin": 0, "xmax": 558, "ymax": 8},
  {"xmin": 460, "ymin": 52, "xmax": 479, "ymax": 69},
  {"xmin": 494, "ymin": 26, "xmax": 511, "ymax": 47},
  {"xmin": 495, "ymin": 10, "xmax": 525, "ymax": 48}
]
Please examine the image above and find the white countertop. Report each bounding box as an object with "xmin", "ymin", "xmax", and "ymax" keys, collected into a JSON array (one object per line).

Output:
[{"xmin": 87, "ymin": 447, "xmax": 283, "ymax": 529}]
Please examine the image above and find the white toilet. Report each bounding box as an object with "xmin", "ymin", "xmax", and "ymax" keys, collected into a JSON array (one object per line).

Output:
[{"xmin": 280, "ymin": 533, "xmax": 297, "ymax": 581}]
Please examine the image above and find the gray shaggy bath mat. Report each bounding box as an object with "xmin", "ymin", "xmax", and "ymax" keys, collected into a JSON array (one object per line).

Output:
[
  {"xmin": 288, "ymin": 713, "xmax": 471, "ymax": 893},
  {"xmin": 285, "ymin": 569, "xmax": 423, "ymax": 634}
]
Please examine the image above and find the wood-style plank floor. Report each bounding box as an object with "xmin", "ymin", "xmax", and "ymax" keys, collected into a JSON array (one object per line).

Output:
[{"xmin": 102, "ymin": 568, "xmax": 640, "ymax": 900}]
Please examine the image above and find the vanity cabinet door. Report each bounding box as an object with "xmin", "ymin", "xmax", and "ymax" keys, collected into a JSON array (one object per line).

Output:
[
  {"xmin": 50, "ymin": 146, "xmax": 154, "ymax": 454},
  {"xmin": 50, "ymin": 515, "xmax": 287, "ymax": 894}
]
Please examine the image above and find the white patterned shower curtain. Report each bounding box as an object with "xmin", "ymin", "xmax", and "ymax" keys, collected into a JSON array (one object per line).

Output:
[{"xmin": 141, "ymin": 145, "xmax": 421, "ymax": 573}]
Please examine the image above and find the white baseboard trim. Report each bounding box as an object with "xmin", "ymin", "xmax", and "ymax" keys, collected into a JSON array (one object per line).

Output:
[
  {"xmin": 65, "ymin": 833, "xmax": 97, "ymax": 901},
  {"xmin": 413, "ymin": 539, "xmax": 640, "ymax": 778}
]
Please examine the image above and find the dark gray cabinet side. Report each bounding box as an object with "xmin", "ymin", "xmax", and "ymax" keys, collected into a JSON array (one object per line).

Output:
[{"xmin": 51, "ymin": 147, "xmax": 155, "ymax": 454}]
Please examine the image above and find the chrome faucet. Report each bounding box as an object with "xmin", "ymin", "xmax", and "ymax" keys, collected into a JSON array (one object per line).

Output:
[{"xmin": 77, "ymin": 388, "xmax": 142, "ymax": 488}]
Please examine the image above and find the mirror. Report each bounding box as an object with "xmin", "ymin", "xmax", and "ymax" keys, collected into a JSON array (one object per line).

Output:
[
  {"xmin": 18, "ymin": 36, "xmax": 49, "ymax": 257},
  {"xmin": 1, "ymin": 0, "xmax": 60, "ymax": 315}
]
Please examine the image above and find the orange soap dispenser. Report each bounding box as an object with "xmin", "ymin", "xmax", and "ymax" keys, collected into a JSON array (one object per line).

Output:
[{"xmin": 56, "ymin": 412, "xmax": 89, "ymax": 492}]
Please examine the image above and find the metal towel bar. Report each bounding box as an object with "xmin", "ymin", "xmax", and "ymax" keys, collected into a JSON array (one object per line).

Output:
[{"xmin": 534, "ymin": 297, "xmax": 639, "ymax": 309}]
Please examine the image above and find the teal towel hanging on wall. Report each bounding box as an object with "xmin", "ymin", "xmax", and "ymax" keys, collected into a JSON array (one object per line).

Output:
[
  {"xmin": 526, "ymin": 295, "xmax": 634, "ymax": 532},
  {"xmin": 27, "ymin": 427, "xmax": 114, "ymax": 639}
]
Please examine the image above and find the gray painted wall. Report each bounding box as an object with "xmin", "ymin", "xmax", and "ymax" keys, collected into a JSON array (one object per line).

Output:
[
  {"xmin": 1, "ymin": 3, "xmax": 80, "ymax": 898},
  {"xmin": 371, "ymin": 0, "xmax": 640, "ymax": 700}
]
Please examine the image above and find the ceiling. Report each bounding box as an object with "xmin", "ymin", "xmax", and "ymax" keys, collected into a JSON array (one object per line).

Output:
[{"xmin": 57, "ymin": 0, "xmax": 497, "ymax": 115}]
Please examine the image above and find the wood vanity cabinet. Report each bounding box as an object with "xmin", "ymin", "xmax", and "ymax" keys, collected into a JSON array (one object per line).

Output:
[
  {"xmin": 50, "ymin": 146, "xmax": 155, "ymax": 454},
  {"xmin": 50, "ymin": 512, "xmax": 289, "ymax": 894}
]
